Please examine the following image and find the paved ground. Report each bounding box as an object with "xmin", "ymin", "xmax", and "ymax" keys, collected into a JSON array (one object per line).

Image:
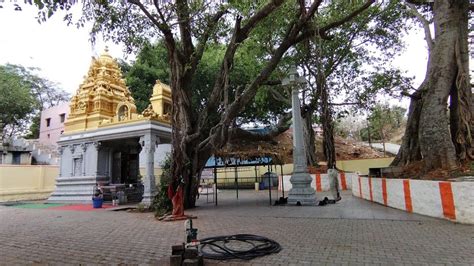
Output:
[{"xmin": 0, "ymin": 190, "xmax": 473, "ymax": 265}]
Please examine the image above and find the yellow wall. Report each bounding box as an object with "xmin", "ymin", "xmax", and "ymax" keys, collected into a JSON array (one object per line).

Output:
[
  {"xmin": 336, "ymin": 157, "xmax": 394, "ymax": 175},
  {"xmin": 0, "ymin": 165, "xmax": 58, "ymax": 202}
]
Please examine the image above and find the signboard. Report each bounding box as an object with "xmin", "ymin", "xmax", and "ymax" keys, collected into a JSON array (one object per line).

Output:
[{"xmin": 201, "ymin": 169, "xmax": 214, "ymax": 179}]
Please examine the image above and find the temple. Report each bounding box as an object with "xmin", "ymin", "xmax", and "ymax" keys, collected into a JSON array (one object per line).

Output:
[{"xmin": 48, "ymin": 49, "xmax": 172, "ymax": 204}]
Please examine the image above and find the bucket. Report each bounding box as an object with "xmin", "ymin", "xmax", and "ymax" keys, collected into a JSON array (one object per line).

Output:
[
  {"xmin": 117, "ymin": 191, "xmax": 127, "ymax": 204},
  {"xmin": 92, "ymin": 197, "xmax": 103, "ymax": 208}
]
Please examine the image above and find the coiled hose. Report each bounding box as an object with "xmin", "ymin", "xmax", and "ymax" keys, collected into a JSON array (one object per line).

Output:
[{"xmin": 199, "ymin": 234, "xmax": 281, "ymax": 260}]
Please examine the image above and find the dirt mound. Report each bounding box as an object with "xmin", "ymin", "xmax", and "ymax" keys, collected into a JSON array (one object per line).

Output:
[
  {"xmin": 261, "ymin": 130, "xmax": 385, "ymax": 162},
  {"xmin": 219, "ymin": 129, "xmax": 386, "ymax": 164},
  {"xmin": 332, "ymin": 136, "xmax": 385, "ymax": 160}
]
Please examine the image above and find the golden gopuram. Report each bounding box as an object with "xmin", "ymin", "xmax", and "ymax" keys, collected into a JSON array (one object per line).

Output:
[
  {"xmin": 65, "ymin": 48, "xmax": 171, "ymax": 133},
  {"xmin": 49, "ymin": 49, "xmax": 172, "ymax": 205}
]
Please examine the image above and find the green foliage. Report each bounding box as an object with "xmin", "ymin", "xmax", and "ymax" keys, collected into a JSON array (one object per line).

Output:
[
  {"xmin": 0, "ymin": 64, "xmax": 69, "ymax": 140},
  {"xmin": 25, "ymin": 114, "xmax": 41, "ymax": 139},
  {"xmin": 120, "ymin": 42, "xmax": 169, "ymax": 112},
  {"xmin": 299, "ymin": 0, "xmax": 413, "ymax": 114},
  {"xmin": 0, "ymin": 65, "xmax": 37, "ymax": 140},
  {"xmin": 151, "ymin": 153, "xmax": 173, "ymax": 217},
  {"xmin": 360, "ymin": 104, "xmax": 406, "ymax": 141},
  {"xmin": 124, "ymin": 40, "xmax": 290, "ymax": 125}
]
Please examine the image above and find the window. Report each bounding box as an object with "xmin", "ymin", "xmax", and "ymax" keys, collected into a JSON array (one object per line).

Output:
[
  {"xmin": 60, "ymin": 130, "xmax": 64, "ymax": 135},
  {"xmin": 47, "ymin": 134, "xmax": 50, "ymax": 139},
  {"xmin": 59, "ymin": 113, "xmax": 66, "ymax": 123},
  {"xmin": 46, "ymin": 118, "xmax": 51, "ymax": 127}
]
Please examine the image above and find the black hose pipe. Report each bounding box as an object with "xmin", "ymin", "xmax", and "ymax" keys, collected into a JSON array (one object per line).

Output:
[{"xmin": 199, "ymin": 234, "xmax": 282, "ymax": 260}]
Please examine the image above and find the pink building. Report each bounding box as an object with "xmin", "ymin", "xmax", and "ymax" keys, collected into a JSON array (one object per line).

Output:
[{"xmin": 39, "ymin": 102, "xmax": 70, "ymax": 146}]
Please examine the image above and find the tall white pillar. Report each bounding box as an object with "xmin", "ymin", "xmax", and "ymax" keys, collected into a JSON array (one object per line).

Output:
[{"xmin": 287, "ymin": 85, "xmax": 316, "ymax": 205}]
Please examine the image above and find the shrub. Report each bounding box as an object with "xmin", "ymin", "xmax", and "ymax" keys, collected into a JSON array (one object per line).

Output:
[{"xmin": 151, "ymin": 153, "xmax": 173, "ymax": 217}]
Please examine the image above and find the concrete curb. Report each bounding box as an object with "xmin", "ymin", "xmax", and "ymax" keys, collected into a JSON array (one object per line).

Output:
[{"xmin": 352, "ymin": 176, "xmax": 474, "ymax": 224}]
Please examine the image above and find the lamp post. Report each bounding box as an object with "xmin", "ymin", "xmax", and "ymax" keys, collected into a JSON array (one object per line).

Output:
[{"xmin": 282, "ymin": 67, "xmax": 316, "ymax": 205}]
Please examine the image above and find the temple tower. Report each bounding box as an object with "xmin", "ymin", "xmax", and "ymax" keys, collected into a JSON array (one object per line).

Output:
[{"xmin": 65, "ymin": 48, "xmax": 138, "ymax": 133}]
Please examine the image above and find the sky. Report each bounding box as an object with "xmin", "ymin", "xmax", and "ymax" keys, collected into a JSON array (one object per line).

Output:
[
  {"xmin": 0, "ymin": 3, "xmax": 430, "ymax": 109},
  {"xmin": 0, "ymin": 4, "xmax": 129, "ymax": 94}
]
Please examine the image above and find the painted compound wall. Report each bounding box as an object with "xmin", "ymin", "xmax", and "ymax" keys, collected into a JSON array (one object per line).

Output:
[
  {"xmin": 0, "ymin": 165, "xmax": 58, "ymax": 202},
  {"xmin": 336, "ymin": 157, "xmax": 394, "ymax": 175},
  {"xmin": 352, "ymin": 176, "xmax": 474, "ymax": 224}
]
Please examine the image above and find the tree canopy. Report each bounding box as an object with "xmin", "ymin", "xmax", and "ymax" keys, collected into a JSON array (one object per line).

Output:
[
  {"xmin": 0, "ymin": 64, "xmax": 69, "ymax": 141},
  {"xmin": 123, "ymin": 40, "xmax": 291, "ymax": 127},
  {"xmin": 0, "ymin": 65, "xmax": 37, "ymax": 142}
]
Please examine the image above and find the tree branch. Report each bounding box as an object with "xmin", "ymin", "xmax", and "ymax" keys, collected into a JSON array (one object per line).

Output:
[
  {"xmin": 262, "ymin": 80, "xmax": 282, "ymax": 86},
  {"xmin": 191, "ymin": 9, "xmax": 227, "ymax": 73},
  {"xmin": 202, "ymin": 0, "xmax": 286, "ymax": 127},
  {"xmin": 401, "ymin": 90, "xmax": 422, "ymax": 100},
  {"xmin": 131, "ymin": 0, "xmax": 179, "ymax": 60},
  {"xmin": 294, "ymin": 0, "xmax": 375, "ymax": 43},
  {"xmin": 406, "ymin": 0, "xmax": 434, "ymax": 6},
  {"xmin": 405, "ymin": 2, "xmax": 433, "ymax": 51},
  {"xmin": 238, "ymin": 0, "xmax": 285, "ymax": 43},
  {"xmin": 330, "ymin": 102, "xmax": 360, "ymax": 106},
  {"xmin": 268, "ymin": 87, "xmax": 291, "ymax": 105},
  {"xmin": 228, "ymin": 112, "xmax": 292, "ymax": 142},
  {"xmin": 176, "ymin": 0, "xmax": 194, "ymax": 59}
]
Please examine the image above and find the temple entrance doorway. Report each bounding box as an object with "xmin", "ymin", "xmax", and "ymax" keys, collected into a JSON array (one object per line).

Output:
[
  {"xmin": 101, "ymin": 137, "xmax": 143, "ymax": 203},
  {"xmin": 112, "ymin": 151, "xmax": 139, "ymax": 184}
]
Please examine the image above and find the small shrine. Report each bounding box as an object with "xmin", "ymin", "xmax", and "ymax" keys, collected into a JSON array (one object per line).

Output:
[{"xmin": 49, "ymin": 48, "xmax": 172, "ymax": 204}]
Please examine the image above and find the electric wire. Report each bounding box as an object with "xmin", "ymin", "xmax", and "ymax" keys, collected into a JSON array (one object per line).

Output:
[{"xmin": 199, "ymin": 234, "xmax": 281, "ymax": 260}]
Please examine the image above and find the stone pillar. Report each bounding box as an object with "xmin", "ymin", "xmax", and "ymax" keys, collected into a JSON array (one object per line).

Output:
[
  {"xmin": 288, "ymin": 87, "xmax": 316, "ymax": 205},
  {"xmin": 141, "ymin": 133, "xmax": 158, "ymax": 205},
  {"xmin": 81, "ymin": 143, "xmax": 87, "ymax": 176},
  {"xmin": 90, "ymin": 142, "xmax": 103, "ymax": 181},
  {"xmin": 68, "ymin": 145, "xmax": 75, "ymax": 176},
  {"xmin": 57, "ymin": 146, "xmax": 65, "ymax": 177}
]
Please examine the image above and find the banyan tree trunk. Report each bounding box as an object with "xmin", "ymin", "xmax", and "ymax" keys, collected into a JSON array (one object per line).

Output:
[
  {"xmin": 302, "ymin": 106, "xmax": 318, "ymax": 166},
  {"xmin": 392, "ymin": 0, "xmax": 473, "ymax": 173},
  {"xmin": 391, "ymin": 90, "xmax": 423, "ymax": 166},
  {"xmin": 320, "ymin": 85, "xmax": 336, "ymax": 169}
]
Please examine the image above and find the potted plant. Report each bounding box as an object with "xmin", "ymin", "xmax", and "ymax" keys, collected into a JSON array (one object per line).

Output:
[{"xmin": 92, "ymin": 184, "xmax": 103, "ymax": 208}]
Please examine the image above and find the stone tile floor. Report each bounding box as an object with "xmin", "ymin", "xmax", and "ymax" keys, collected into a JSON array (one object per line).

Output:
[{"xmin": 0, "ymin": 190, "xmax": 473, "ymax": 265}]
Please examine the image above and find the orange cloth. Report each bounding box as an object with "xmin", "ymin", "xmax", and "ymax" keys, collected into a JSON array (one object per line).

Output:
[{"xmin": 171, "ymin": 185, "xmax": 184, "ymax": 217}]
